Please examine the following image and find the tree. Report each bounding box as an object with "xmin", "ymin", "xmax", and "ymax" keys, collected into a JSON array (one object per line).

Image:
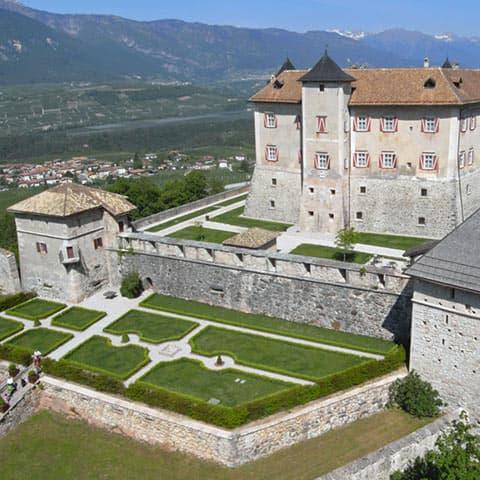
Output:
[
  {"xmin": 239, "ymin": 159, "xmax": 251, "ymax": 173},
  {"xmin": 335, "ymin": 227, "xmax": 358, "ymax": 262},
  {"xmin": 391, "ymin": 412, "xmax": 480, "ymax": 480},
  {"xmin": 133, "ymin": 152, "xmax": 143, "ymax": 170}
]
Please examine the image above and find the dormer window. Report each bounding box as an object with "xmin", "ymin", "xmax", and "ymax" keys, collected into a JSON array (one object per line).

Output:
[
  {"xmin": 424, "ymin": 78, "xmax": 436, "ymax": 89},
  {"xmin": 453, "ymin": 77, "xmax": 463, "ymax": 88}
]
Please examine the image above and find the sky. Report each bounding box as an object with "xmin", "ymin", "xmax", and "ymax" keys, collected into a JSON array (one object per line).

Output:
[{"xmin": 21, "ymin": 0, "xmax": 480, "ymax": 37}]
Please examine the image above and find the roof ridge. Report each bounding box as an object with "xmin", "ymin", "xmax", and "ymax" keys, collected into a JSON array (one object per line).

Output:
[{"xmin": 439, "ymin": 67, "xmax": 463, "ymax": 103}]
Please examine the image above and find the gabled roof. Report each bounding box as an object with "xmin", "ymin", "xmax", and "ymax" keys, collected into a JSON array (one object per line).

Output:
[
  {"xmin": 250, "ymin": 70, "xmax": 305, "ymax": 104},
  {"xmin": 276, "ymin": 57, "xmax": 296, "ymax": 77},
  {"xmin": 8, "ymin": 183, "xmax": 136, "ymax": 218},
  {"xmin": 299, "ymin": 51, "xmax": 355, "ymax": 83},
  {"xmin": 406, "ymin": 208, "xmax": 480, "ymax": 293},
  {"xmin": 222, "ymin": 227, "xmax": 278, "ymax": 249}
]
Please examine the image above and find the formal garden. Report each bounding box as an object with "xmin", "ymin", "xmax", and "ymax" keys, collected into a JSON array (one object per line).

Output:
[{"xmin": 0, "ymin": 292, "xmax": 404, "ymax": 428}]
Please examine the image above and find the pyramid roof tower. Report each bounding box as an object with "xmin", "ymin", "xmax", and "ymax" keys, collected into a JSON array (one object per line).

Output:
[{"xmin": 299, "ymin": 51, "xmax": 355, "ymax": 83}]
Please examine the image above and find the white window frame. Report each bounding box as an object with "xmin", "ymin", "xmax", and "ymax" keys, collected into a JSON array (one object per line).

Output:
[
  {"xmin": 380, "ymin": 151, "xmax": 396, "ymax": 169},
  {"xmin": 381, "ymin": 116, "xmax": 397, "ymax": 133},
  {"xmin": 266, "ymin": 145, "xmax": 278, "ymax": 162},
  {"xmin": 356, "ymin": 115, "xmax": 369, "ymax": 132},
  {"xmin": 354, "ymin": 151, "xmax": 369, "ymax": 168},
  {"xmin": 468, "ymin": 148, "xmax": 475, "ymax": 166},
  {"xmin": 423, "ymin": 117, "xmax": 438, "ymax": 133},
  {"xmin": 421, "ymin": 152, "xmax": 437, "ymax": 171},
  {"xmin": 314, "ymin": 152, "xmax": 330, "ymax": 170},
  {"xmin": 470, "ymin": 116, "xmax": 477, "ymax": 131},
  {"xmin": 460, "ymin": 117, "xmax": 468, "ymax": 133},
  {"xmin": 264, "ymin": 112, "xmax": 277, "ymax": 129}
]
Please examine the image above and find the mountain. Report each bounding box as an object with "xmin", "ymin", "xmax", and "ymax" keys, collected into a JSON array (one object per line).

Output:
[{"xmin": 0, "ymin": 1, "xmax": 480, "ymax": 85}]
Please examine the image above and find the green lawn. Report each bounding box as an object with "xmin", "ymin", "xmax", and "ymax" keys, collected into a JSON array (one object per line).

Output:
[
  {"xmin": 291, "ymin": 244, "xmax": 373, "ymax": 264},
  {"xmin": 147, "ymin": 206, "xmax": 219, "ymax": 232},
  {"xmin": 356, "ymin": 233, "xmax": 430, "ymax": 250},
  {"xmin": 0, "ymin": 316, "xmax": 23, "ymax": 341},
  {"xmin": 51, "ymin": 307, "xmax": 107, "ymax": 331},
  {"xmin": 6, "ymin": 328, "xmax": 72, "ymax": 355},
  {"xmin": 212, "ymin": 207, "xmax": 291, "ymax": 231},
  {"xmin": 190, "ymin": 326, "xmax": 367, "ymax": 381},
  {"xmin": 140, "ymin": 294, "xmax": 395, "ymax": 355},
  {"xmin": 169, "ymin": 226, "xmax": 236, "ymax": 243},
  {"xmin": 139, "ymin": 358, "xmax": 293, "ymax": 407},
  {"xmin": 214, "ymin": 193, "xmax": 248, "ymax": 207},
  {"xmin": 0, "ymin": 410, "xmax": 430, "ymax": 480},
  {"xmin": 64, "ymin": 336, "xmax": 150, "ymax": 379},
  {"xmin": 104, "ymin": 310, "xmax": 198, "ymax": 344},
  {"xmin": 6, "ymin": 298, "xmax": 66, "ymax": 321}
]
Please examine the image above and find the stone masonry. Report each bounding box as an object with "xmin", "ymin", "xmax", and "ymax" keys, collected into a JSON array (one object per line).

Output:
[{"xmin": 0, "ymin": 248, "xmax": 21, "ymax": 295}]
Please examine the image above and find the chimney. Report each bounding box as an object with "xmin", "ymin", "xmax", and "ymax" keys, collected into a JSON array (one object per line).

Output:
[{"xmin": 424, "ymin": 57, "xmax": 430, "ymax": 68}]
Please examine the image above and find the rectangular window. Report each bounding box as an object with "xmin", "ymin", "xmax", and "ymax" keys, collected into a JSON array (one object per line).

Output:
[
  {"xmin": 118, "ymin": 221, "xmax": 124, "ymax": 233},
  {"xmin": 355, "ymin": 115, "xmax": 370, "ymax": 132},
  {"xmin": 295, "ymin": 114, "xmax": 301, "ymax": 130},
  {"xmin": 265, "ymin": 145, "xmax": 278, "ymax": 162},
  {"xmin": 36, "ymin": 242, "xmax": 48, "ymax": 255},
  {"xmin": 381, "ymin": 116, "xmax": 398, "ymax": 133},
  {"xmin": 66, "ymin": 246, "xmax": 75, "ymax": 259},
  {"xmin": 94, "ymin": 237, "xmax": 103, "ymax": 250},
  {"xmin": 354, "ymin": 151, "xmax": 370, "ymax": 168},
  {"xmin": 356, "ymin": 211, "xmax": 363, "ymax": 220},
  {"xmin": 271, "ymin": 178, "xmax": 277, "ymax": 186},
  {"xmin": 470, "ymin": 116, "xmax": 477, "ymax": 131},
  {"xmin": 270, "ymin": 200, "xmax": 275, "ymax": 208},
  {"xmin": 460, "ymin": 117, "xmax": 468, "ymax": 133},
  {"xmin": 380, "ymin": 151, "xmax": 397, "ymax": 169},
  {"xmin": 360, "ymin": 186, "xmax": 367, "ymax": 194},
  {"xmin": 459, "ymin": 151, "xmax": 466, "ymax": 169},
  {"xmin": 316, "ymin": 116, "xmax": 327, "ymax": 133},
  {"xmin": 418, "ymin": 217, "xmax": 426, "ymax": 226},
  {"xmin": 421, "ymin": 188, "xmax": 428, "ymax": 197},
  {"xmin": 420, "ymin": 152, "xmax": 438, "ymax": 171},
  {"xmin": 422, "ymin": 117, "xmax": 439, "ymax": 133},
  {"xmin": 264, "ymin": 112, "xmax": 277, "ymax": 129},
  {"xmin": 468, "ymin": 148, "xmax": 475, "ymax": 166},
  {"xmin": 314, "ymin": 152, "xmax": 330, "ymax": 170}
]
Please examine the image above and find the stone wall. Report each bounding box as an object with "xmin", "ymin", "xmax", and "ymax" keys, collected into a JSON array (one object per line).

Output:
[
  {"xmin": 132, "ymin": 185, "xmax": 250, "ymax": 231},
  {"xmin": 0, "ymin": 388, "xmax": 39, "ymax": 439},
  {"xmin": 114, "ymin": 234, "xmax": 412, "ymax": 342},
  {"xmin": 38, "ymin": 370, "xmax": 405, "ymax": 467},
  {"xmin": 318, "ymin": 411, "xmax": 458, "ymax": 480},
  {"xmin": 0, "ymin": 248, "xmax": 21, "ymax": 295}
]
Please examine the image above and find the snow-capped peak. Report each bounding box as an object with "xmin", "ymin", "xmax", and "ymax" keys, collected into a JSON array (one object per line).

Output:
[
  {"xmin": 327, "ymin": 29, "xmax": 366, "ymax": 41},
  {"xmin": 435, "ymin": 33, "xmax": 454, "ymax": 42}
]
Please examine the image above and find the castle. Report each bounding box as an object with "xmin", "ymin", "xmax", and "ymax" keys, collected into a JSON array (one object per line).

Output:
[{"xmin": 245, "ymin": 52, "xmax": 480, "ymax": 238}]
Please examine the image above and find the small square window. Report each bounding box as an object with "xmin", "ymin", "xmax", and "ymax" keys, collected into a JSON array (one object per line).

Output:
[
  {"xmin": 421, "ymin": 188, "xmax": 428, "ymax": 197},
  {"xmin": 271, "ymin": 178, "xmax": 277, "ymax": 186},
  {"xmin": 356, "ymin": 211, "xmax": 363, "ymax": 220},
  {"xmin": 319, "ymin": 84, "xmax": 325, "ymax": 92},
  {"xmin": 94, "ymin": 237, "xmax": 104, "ymax": 250},
  {"xmin": 308, "ymin": 187, "xmax": 314, "ymax": 194},
  {"xmin": 360, "ymin": 186, "xmax": 367, "ymax": 194},
  {"xmin": 270, "ymin": 200, "xmax": 275, "ymax": 208},
  {"xmin": 329, "ymin": 213, "xmax": 335, "ymax": 220},
  {"xmin": 330, "ymin": 189, "xmax": 336, "ymax": 195},
  {"xmin": 418, "ymin": 217, "xmax": 426, "ymax": 226},
  {"xmin": 308, "ymin": 211, "xmax": 314, "ymax": 217}
]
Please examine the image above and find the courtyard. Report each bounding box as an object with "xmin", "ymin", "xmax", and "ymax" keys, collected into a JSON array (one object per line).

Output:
[{"xmin": 0, "ymin": 291, "xmax": 398, "ymax": 415}]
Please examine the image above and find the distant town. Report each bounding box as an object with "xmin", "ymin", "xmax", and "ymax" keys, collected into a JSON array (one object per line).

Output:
[{"xmin": 0, "ymin": 151, "xmax": 250, "ymax": 190}]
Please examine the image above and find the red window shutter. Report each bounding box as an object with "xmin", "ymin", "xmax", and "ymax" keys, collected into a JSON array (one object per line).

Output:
[
  {"xmin": 366, "ymin": 153, "xmax": 371, "ymax": 168},
  {"xmin": 380, "ymin": 117, "xmax": 385, "ymax": 132},
  {"xmin": 274, "ymin": 114, "xmax": 278, "ymax": 128},
  {"xmin": 353, "ymin": 117, "xmax": 358, "ymax": 131},
  {"xmin": 394, "ymin": 117, "xmax": 399, "ymax": 132},
  {"xmin": 353, "ymin": 152, "xmax": 358, "ymax": 166},
  {"xmin": 433, "ymin": 155, "xmax": 439, "ymax": 170},
  {"xmin": 317, "ymin": 116, "xmax": 327, "ymax": 133},
  {"xmin": 264, "ymin": 147, "xmax": 268, "ymax": 161},
  {"xmin": 326, "ymin": 155, "xmax": 331, "ymax": 170},
  {"xmin": 378, "ymin": 154, "xmax": 383, "ymax": 168},
  {"xmin": 367, "ymin": 116, "xmax": 372, "ymax": 132},
  {"xmin": 276, "ymin": 148, "xmax": 279, "ymax": 161},
  {"xmin": 264, "ymin": 113, "xmax": 267, "ymax": 128},
  {"xmin": 435, "ymin": 118, "xmax": 440, "ymax": 133},
  {"xmin": 421, "ymin": 118, "xmax": 425, "ymax": 133},
  {"xmin": 393, "ymin": 154, "xmax": 398, "ymax": 168}
]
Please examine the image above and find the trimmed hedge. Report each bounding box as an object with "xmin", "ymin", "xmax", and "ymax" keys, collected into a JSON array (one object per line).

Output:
[
  {"xmin": 40, "ymin": 346, "xmax": 406, "ymax": 429},
  {"xmin": 0, "ymin": 292, "xmax": 36, "ymax": 312},
  {"xmin": 0, "ymin": 344, "xmax": 32, "ymax": 366}
]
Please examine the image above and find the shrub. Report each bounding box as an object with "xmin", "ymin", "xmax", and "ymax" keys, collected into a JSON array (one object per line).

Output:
[
  {"xmin": 389, "ymin": 371, "xmax": 444, "ymax": 417},
  {"xmin": 0, "ymin": 292, "xmax": 36, "ymax": 312},
  {"xmin": 121, "ymin": 334, "xmax": 129, "ymax": 344},
  {"xmin": 8, "ymin": 363, "xmax": 19, "ymax": 377},
  {"xmin": 0, "ymin": 344, "xmax": 32, "ymax": 366},
  {"xmin": 33, "ymin": 319, "xmax": 41, "ymax": 327},
  {"xmin": 28, "ymin": 370, "xmax": 39, "ymax": 384},
  {"xmin": 120, "ymin": 272, "xmax": 144, "ymax": 299}
]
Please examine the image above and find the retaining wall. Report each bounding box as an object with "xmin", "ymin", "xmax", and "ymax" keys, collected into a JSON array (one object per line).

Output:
[
  {"xmin": 113, "ymin": 234, "xmax": 412, "ymax": 342},
  {"xmin": 318, "ymin": 410, "xmax": 458, "ymax": 480},
  {"xmin": 38, "ymin": 370, "xmax": 406, "ymax": 467},
  {"xmin": 0, "ymin": 389, "xmax": 39, "ymax": 439},
  {"xmin": 132, "ymin": 185, "xmax": 250, "ymax": 231}
]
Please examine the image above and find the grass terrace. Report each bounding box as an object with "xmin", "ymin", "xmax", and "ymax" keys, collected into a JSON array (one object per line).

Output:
[
  {"xmin": 51, "ymin": 307, "xmax": 107, "ymax": 332},
  {"xmin": 6, "ymin": 299, "xmax": 66, "ymax": 321},
  {"xmin": 0, "ymin": 410, "xmax": 430, "ymax": 480},
  {"xmin": 146, "ymin": 206, "xmax": 219, "ymax": 232},
  {"xmin": 356, "ymin": 233, "xmax": 429, "ymax": 251},
  {"xmin": 6, "ymin": 328, "xmax": 72, "ymax": 355},
  {"xmin": 104, "ymin": 310, "xmax": 198, "ymax": 344},
  {"xmin": 291, "ymin": 244, "xmax": 373, "ymax": 265},
  {"xmin": 190, "ymin": 326, "xmax": 368, "ymax": 382},
  {"xmin": 64, "ymin": 336, "xmax": 150, "ymax": 379},
  {"xmin": 139, "ymin": 358, "xmax": 293, "ymax": 407},
  {"xmin": 140, "ymin": 294, "xmax": 395, "ymax": 355},
  {"xmin": 168, "ymin": 226, "xmax": 236, "ymax": 243},
  {"xmin": 212, "ymin": 207, "xmax": 291, "ymax": 231},
  {"xmin": 214, "ymin": 193, "xmax": 249, "ymax": 207},
  {"xmin": 0, "ymin": 317, "xmax": 23, "ymax": 341}
]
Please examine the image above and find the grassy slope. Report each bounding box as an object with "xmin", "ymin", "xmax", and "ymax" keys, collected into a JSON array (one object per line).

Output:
[
  {"xmin": 141, "ymin": 294, "xmax": 395, "ymax": 355},
  {"xmin": 356, "ymin": 233, "xmax": 429, "ymax": 250},
  {"xmin": 65, "ymin": 336, "xmax": 149, "ymax": 379},
  {"xmin": 51, "ymin": 307, "xmax": 106, "ymax": 331},
  {"xmin": 139, "ymin": 358, "xmax": 292, "ymax": 407},
  {"xmin": 6, "ymin": 328, "xmax": 72, "ymax": 355},
  {"xmin": 169, "ymin": 226, "xmax": 236, "ymax": 243},
  {"xmin": 291, "ymin": 244, "xmax": 373, "ymax": 264},
  {"xmin": 0, "ymin": 410, "xmax": 430, "ymax": 480},
  {"xmin": 213, "ymin": 207, "xmax": 291, "ymax": 231},
  {"xmin": 104, "ymin": 310, "xmax": 198, "ymax": 344},
  {"xmin": 190, "ymin": 326, "xmax": 367, "ymax": 381}
]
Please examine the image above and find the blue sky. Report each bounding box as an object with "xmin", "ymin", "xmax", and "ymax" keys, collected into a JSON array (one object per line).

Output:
[{"xmin": 22, "ymin": 0, "xmax": 479, "ymax": 36}]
